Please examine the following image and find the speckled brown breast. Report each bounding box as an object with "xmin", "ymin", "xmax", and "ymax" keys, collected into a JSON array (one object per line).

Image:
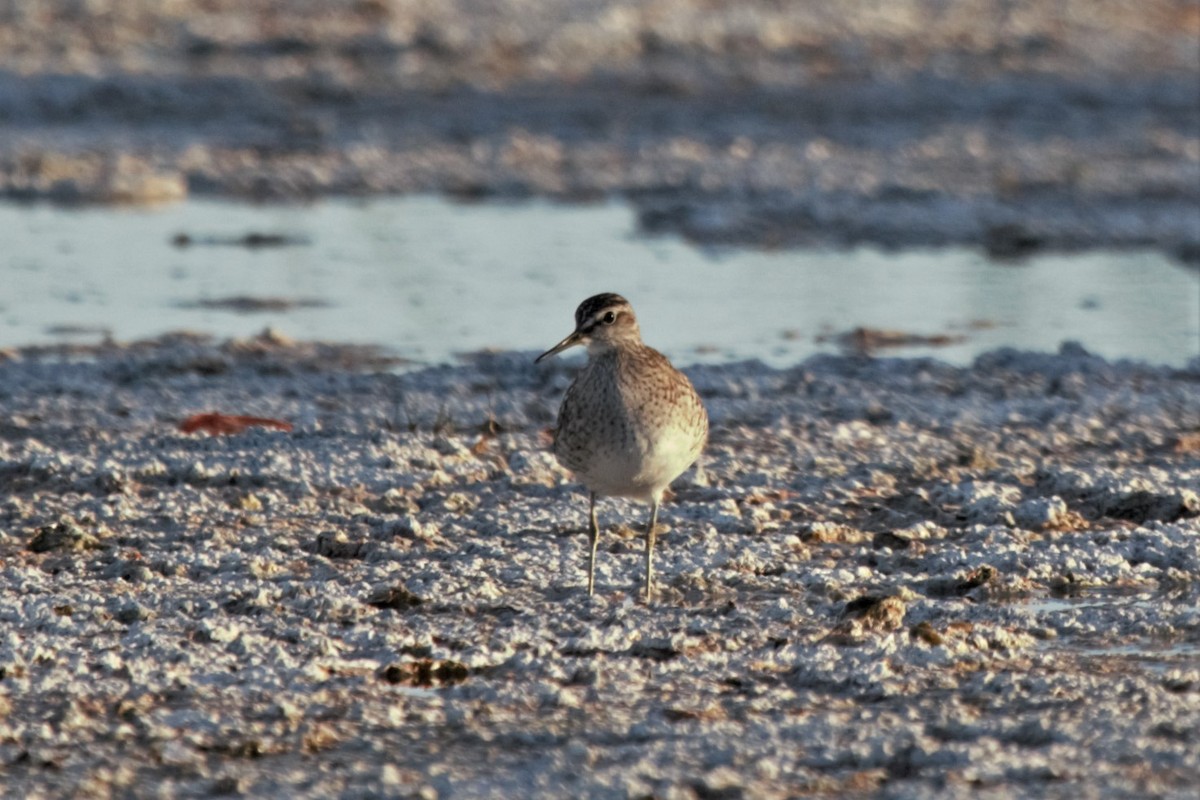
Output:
[{"xmin": 553, "ymin": 344, "xmax": 707, "ymax": 500}]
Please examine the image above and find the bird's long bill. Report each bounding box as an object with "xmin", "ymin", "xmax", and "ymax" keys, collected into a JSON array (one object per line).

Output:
[{"xmin": 535, "ymin": 330, "xmax": 584, "ymax": 363}]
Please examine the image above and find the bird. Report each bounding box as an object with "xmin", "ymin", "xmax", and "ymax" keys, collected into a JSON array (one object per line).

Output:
[{"xmin": 535, "ymin": 292, "xmax": 708, "ymax": 602}]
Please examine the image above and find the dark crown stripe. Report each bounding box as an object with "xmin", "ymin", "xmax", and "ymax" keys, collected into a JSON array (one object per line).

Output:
[{"xmin": 574, "ymin": 292, "xmax": 629, "ymax": 327}]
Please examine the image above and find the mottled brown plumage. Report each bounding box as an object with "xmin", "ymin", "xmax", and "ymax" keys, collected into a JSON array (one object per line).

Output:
[{"xmin": 536, "ymin": 293, "xmax": 708, "ymax": 601}]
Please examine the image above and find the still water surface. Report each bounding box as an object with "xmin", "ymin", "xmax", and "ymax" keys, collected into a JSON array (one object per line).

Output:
[{"xmin": 2, "ymin": 197, "xmax": 1196, "ymax": 367}]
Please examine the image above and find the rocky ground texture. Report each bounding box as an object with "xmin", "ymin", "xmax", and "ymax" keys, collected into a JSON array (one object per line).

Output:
[
  {"xmin": 1, "ymin": 334, "xmax": 1198, "ymax": 797},
  {"xmin": 1, "ymin": 0, "xmax": 1198, "ymax": 260}
]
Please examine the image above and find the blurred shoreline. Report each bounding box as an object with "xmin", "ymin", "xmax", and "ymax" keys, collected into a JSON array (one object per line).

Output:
[{"xmin": 0, "ymin": 1, "xmax": 1198, "ymax": 261}]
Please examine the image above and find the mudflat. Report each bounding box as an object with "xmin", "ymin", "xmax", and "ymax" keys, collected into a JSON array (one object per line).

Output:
[{"xmin": 1, "ymin": 333, "xmax": 1197, "ymax": 797}]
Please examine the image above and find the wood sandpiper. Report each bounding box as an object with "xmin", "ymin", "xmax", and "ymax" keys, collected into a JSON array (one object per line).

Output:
[{"xmin": 535, "ymin": 293, "xmax": 708, "ymax": 602}]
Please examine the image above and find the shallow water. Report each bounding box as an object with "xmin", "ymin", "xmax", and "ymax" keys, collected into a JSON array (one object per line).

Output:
[
  {"xmin": 1022, "ymin": 587, "xmax": 1200, "ymax": 670},
  {"xmin": 2, "ymin": 197, "xmax": 1197, "ymax": 367}
]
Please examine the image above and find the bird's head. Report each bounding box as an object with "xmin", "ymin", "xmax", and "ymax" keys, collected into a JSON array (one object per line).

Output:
[{"xmin": 535, "ymin": 292, "xmax": 642, "ymax": 362}]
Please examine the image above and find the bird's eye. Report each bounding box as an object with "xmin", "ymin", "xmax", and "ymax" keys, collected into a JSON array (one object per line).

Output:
[{"xmin": 602, "ymin": 311, "xmax": 616, "ymax": 325}]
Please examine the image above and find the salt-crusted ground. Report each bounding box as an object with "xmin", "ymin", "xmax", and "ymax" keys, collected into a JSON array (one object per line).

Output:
[{"xmin": 1, "ymin": 332, "xmax": 1198, "ymax": 798}]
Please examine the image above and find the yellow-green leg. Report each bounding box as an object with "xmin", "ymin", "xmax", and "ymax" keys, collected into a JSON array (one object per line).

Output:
[
  {"xmin": 643, "ymin": 497, "xmax": 660, "ymax": 603},
  {"xmin": 587, "ymin": 492, "xmax": 600, "ymax": 596}
]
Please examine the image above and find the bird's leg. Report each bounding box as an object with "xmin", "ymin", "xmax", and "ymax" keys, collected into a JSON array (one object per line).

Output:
[
  {"xmin": 643, "ymin": 496, "xmax": 660, "ymax": 603},
  {"xmin": 587, "ymin": 492, "xmax": 600, "ymax": 596}
]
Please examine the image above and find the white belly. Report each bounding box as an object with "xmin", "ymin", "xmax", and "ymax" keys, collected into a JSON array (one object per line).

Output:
[{"xmin": 563, "ymin": 416, "xmax": 702, "ymax": 500}]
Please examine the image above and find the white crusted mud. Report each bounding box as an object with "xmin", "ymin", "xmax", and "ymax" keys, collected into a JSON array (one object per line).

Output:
[{"xmin": 0, "ymin": 334, "xmax": 1198, "ymax": 798}]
